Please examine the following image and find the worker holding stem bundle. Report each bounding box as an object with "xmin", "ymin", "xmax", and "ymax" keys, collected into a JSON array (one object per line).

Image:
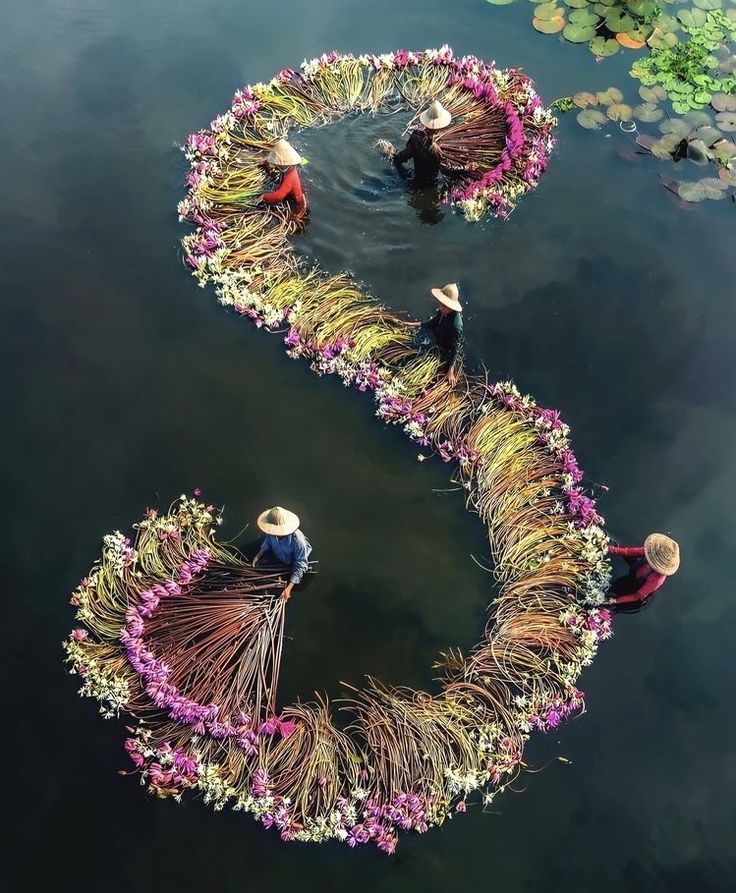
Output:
[
  {"xmin": 252, "ymin": 506, "xmax": 312, "ymax": 602},
  {"xmin": 379, "ymin": 100, "xmax": 476, "ymax": 188},
  {"xmin": 259, "ymin": 139, "xmax": 307, "ymax": 213},
  {"xmin": 605, "ymin": 533, "xmax": 680, "ymax": 607},
  {"xmin": 415, "ymin": 283, "xmax": 464, "ymax": 387}
]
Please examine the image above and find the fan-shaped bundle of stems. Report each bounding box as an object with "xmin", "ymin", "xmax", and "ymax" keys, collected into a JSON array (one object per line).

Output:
[{"xmin": 64, "ymin": 49, "xmax": 607, "ymax": 853}]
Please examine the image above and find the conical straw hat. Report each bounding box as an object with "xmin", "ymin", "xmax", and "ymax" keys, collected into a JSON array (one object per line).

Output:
[
  {"xmin": 644, "ymin": 533, "xmax": 680, "ymax": 575},
  {"xmin": 419, "ymin": 100, "xmax": 452, "ymax": 130},
  {"xmin": 266, "ymin": 139, "xmax": 302, "ymax": 167},
  {"xmin": 257, "ymin": 506, "xmax": 300, "ymax": 536},
  {"xmin": 430, "ymin": 283, "xmax": 462, "ymax": 312}
]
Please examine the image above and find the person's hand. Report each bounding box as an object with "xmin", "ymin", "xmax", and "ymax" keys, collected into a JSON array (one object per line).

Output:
[
  {"xmin": 447, "ymin": 366, "xmax": 458, "ymax": 387},
  {"xmin": 467, "ymin": 161, "xmax": 479, "ymax": 171},
  {"xmin": 281, "ymin": 583, "xmax": 294, "ymax": 601},
  {"xmin": 252, "ymin": 553, "xmax": 260, "ymax": 567}
]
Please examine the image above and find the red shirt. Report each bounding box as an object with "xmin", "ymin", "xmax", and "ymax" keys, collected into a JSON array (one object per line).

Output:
[
  {"xmin": 262, "ymin": 166, "xmax": 306, "ymax": 208},
  {"xmin": 608, "ymin": 544, "xmax": 667, "ymax": 604}
]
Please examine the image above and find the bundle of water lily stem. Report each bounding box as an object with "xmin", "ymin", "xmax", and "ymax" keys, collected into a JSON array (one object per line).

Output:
[{"xmin": 64, "ymin": 48, "xmax": 613, "ymax": 853}]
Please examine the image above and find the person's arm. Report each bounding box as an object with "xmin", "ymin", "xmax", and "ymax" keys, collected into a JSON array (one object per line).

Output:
[
  {"xmin": 610, "ymin": 571, "xmax": 666, "ymax": 605},
  {"xmin": 447, "ymin": 316, "xmax": 464, "ymax": 385},
  {"xmin": 608, "ymin": 545, "xmax": 646, "ymax": 558},
  {"xmin": 393, "ymin": 135, "xmax": 414, "ymax": 178},
  {"xmin": 282, "ymin": 535, "xmax": 310, "ymax": 600},
  {"xmin": 262, "ymin": 168, "xmax": 296, "ymax": 203},
  {"xmin": 252, "ymin": 536, "xmax": 270, "ymax": 566}
]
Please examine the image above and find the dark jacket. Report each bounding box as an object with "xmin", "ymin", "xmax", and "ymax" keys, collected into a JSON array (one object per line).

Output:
[
  {"xmin": 393, "ymin": 130, "xmax": 442, "ymax": 186},
  {"xmin": 422, "ymin": 310, "xmax": 464, "ymax": 367}
]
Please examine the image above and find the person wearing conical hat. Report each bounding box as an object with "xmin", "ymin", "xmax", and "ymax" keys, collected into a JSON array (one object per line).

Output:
[
  {"xmin": 252, "ymin": 506, "xmax": 312, "ymax": 601},
  {"xmin": 605, "ymin": 533, "xmax": 680, "ymax": 607},
  {"xmin": 391, "ymin": 100, "xmax": 452, "ymax": 187},
  {"xmin": 260, "ymin": 138, "xmax": 307, "ymax": 212},
  {"xmin": 416, "ymin": 283, "xmax": 464, "ymax": 386}
]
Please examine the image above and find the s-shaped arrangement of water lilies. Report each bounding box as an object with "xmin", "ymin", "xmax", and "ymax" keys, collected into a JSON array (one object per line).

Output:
[{"xmin": 65, "ymin": 48, "xmax": 615, "ymax": 853}]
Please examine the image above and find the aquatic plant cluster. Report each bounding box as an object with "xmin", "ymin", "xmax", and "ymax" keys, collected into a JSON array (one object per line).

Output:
[
  {"xmin": 177, "ymin": 47, "xmax": 556, "ymax": 225},
  {"xmin": 487, "ymin": 0, "xmax": 736, "ymax": 204},
  {"xmin": 64, "ymin": 47, "xmax": 614, "ymax": 852}
]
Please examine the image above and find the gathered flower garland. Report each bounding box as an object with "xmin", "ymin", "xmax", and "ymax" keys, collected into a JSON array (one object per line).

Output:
[
  {"xmin": 62, "ymin": 47, "xmax": 616, "ymax": 854},
  {"xmin": 178, "ymin": 46, "xmax": 555, "ymax": 227}
]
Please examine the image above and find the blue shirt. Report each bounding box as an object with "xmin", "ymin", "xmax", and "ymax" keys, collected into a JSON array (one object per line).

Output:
[{"xmin": 261, "ymin": 530, "xmax": 312, "ymax": 585}]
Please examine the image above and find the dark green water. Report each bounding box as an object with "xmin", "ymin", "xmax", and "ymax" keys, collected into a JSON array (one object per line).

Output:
[{"xmin": 3, "ymin": 0, "xmax": 735, "ymax": 890}]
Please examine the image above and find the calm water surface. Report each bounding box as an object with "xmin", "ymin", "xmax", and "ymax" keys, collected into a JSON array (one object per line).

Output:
[{"xmin": 3, "ymin": 1, "xmax": 735, "ymax": 890}]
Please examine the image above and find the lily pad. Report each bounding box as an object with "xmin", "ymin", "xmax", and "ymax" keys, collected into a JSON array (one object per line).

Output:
[
  {"xmin": 533, "ymin": 15, "xmax": 567, "ymax": 32},
  {"xmin": 716, "ymin": 112, "xmax": 736, "ymax": 132},
  {"xmin": 597, "ymin": 87, "xmax": 624, "ymax": 105},
  {"xmin": 577, "ymin": 108, "xmax": 608, "ymax": 129},
  {"xmin": 718, "ymin": 165, "xmax": 736, "ymax": 184},
  {"xmin": 698, "ymin": 177, "xmax": 729, "ymax": 199},
  {"xmin": 651, "ymin": 13, "xmax": 679, "ymax": 33},
  {"xmin": 647, "ymin": 30, "xmax": 679, "ymax": 49},
  {"xmin": 573, "ymin": 91, "xmax": 599, "ymax": 107},
  {"xmin": 692, "ymin": 0, "xmax": 722, "ymax": 9},
  {"xmin": 617, "ymin": 31, "xmax": 647, "ymax": 49},
  {"xmin": 649, "ymin": 138, "xmax": 679, "ymax": 158},
  {"xmin": 568, "ymin": 8, "xmax": 599, "ymax": 25},
  {"xmin": 684, "ymin": 111, "xmax": 713, "ymax": 128},
  {"xmin": 534, "ymin": 3, "xmax": 565, "ymax": 19},
  {"xmin": 712, "ymin": 94, "xmax": 736, "ymax": 113},
  {"xmin": 563, "ymin": 21, "xmax": 598, "ymax": 42},
  {"xmin": 639, "ymin": 85, "xmax": 668, "ymax": 103},
  {"xmin": 693, "ymin": 125, "xmax": 724, "ymax": 145},
  {"xmin": 487, "ymin": 0, "xmax": 518, "ymax": 5},
  {"xmin": 564, "ymin": 0, "xmax": 589, "ymax": 7},
  {"xmin": 686, "ymin": 139, "xmax": 711, "ymax": 164},
  {"xmin": 677, "ymin": 181, "xmax": 707, "ymax": 202},
  {"xmin": 677, "ymin": 9, "xmax": 707, "ymax": 28},
  {"xmin": 659, "ymin": 118, "xmax": 691, "ymax": 136},
  {"xmin": 605, "ymin": 12, "xmax": 637, "ymax": 32},
  {"xmin": 713, "ymin": 139, "xmax": 736, "ymax": 161},
  {"xmin": 634, "ymin": 102, "xmax": 665, "ymax": 122},
  {"xmin": 590, "ymin": 37, "xmax": 620, "ymax": 56},
  {"xmin": 607, "ymin": 103, "xmax": 633, "ymax": 121}
]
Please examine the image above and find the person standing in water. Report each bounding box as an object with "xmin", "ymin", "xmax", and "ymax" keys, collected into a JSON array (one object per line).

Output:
[
  {"xmin": 252, "ymin": 506, "xmax": 312, "ymax": 602},
  {"xmin": 391, "ymin": 100, "xmax": 453, "ymax": 187},
  {"xmin": 260, "ymin": 139, "xmax": 307, "ymax": 213},
  {"xmin": 605, "ymin": 533, "xmax": 680, "ymax": 607},
  {"xmin": 417, "ymin": 282, "xmax": 464, "ymax": 386}
]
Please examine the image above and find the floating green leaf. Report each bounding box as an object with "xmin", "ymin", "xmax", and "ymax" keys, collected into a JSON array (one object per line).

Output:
[
  {"xmin": 573, "ymin": 91, "xmax": 599, "ymax": 107},
  {"xmin": 692, "ymin": 0, "xmax": 722, "ymax": 10},
  {"xmin": 634, "ymin": 102, "xmax": 665, "ymax": 122},
  {"xmin": 533, "ymin": 14, "xmax": 567, "ymax": 32},
  {"xmin": 568, "ymin": 8, "xmax": 599, "ymax": 25},
  {"xmin": 698, "ymin": 177, "xmax": 729, "ymax": 199},
  {"xmin": 716, "ymin": 111, "xmax": 736, "ymax": 132},
  {"xmin": 605, "ymin": 11, "xmax": 637, "ymax": 32},
  {"xmin": 677, "ymin": 180, "xmax": 708, "ymax": 201},
  {"xmin": 647, "ymin": 29, "xmax": 678, "ymax": 49},
  {"xmin": 487, "ymin": 0, "xmax": 517, "ymax": 5},
  {"xmin": 597, "ymin": 87, "xmax": 624, "ymax": 105},
  {"xmin": 677, "ymin": 9, "xmax": 707, "ymax": 28},
  {"xmin": 607, "ymin": 102, "xmax": 634, "ymax": 121},
  {"xmin": 639, "ymin": 84, "xmax": 668, "ymax": 102},
  {"xmin": 577, "ymin": 108, "xmax": 608, "ymax": 129},
  {"xmin": 590, "ymin": 36, "xmax": 621, "ymax": 56},
  {"xmin": 564, "ymin": 0, "xmax": 589, "ymax": 7},
  {"xmin": 659, "ymin": 118, "xmax": 691, "ymax": 136},
  {"xmin": 534, "ymin": 3, "xmax": 565, "ymax": 20},
  {"xmin": 563, "ymin": 21, "xmax": 598, "ymax": 41},
  {"xmin": 686, "ymin": 138, "xmax": 712, "ymax": 163}
]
